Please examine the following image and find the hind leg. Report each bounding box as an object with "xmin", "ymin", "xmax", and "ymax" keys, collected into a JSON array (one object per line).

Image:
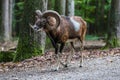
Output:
[
  {"xmin": 79, "ymin": 50, "xmax": 83, "ymax": 67},
  {"xmin": 79, "ymin": 38, "xmax": 84, "ymax": 67}
]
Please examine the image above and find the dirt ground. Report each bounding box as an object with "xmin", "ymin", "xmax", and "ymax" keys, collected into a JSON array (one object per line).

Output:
[
  {"xmin": 0, "ymin": 54, "xmax": 120, "ymax": 80},
  {"xmin": 0, "ymin": 40, "xmax": 120, "ymax": 80}
]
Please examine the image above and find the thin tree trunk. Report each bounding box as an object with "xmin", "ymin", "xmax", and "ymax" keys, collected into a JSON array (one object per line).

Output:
[
  {"xmin": 2, "ymin": 0, "xmax": 11, "ymax": 41},
  {"xmin": 48, "ymin": 0, "xmax": 51, "ymax": 10},
  {"xmin": 66, "ymin": 0, "xmax": 74, "ymax": 16},
  {"xmin": 1, "ymin": 0, "xmax": 13, "ymax": 41},
  {"xmin": 100, "ymin": 0, "xmax": 105, "ymax": 34},
  {"xmin": 61, "ymin": 0, "xmax": 66, "ymax": 15},
  {"xmin": 39, "ymin": 0, "xmax": 47, "ymax": 54},
  {"xmin": 106, "ymin": 0, "xmax": 120, "ymax": 47},
  {"xmin": 116, "ymin": 0, "xmax": 120, "ymax": 40},
  {"xmin": 9, "ymin": 0, "xmax": 13, "ymax": 40},
  {"xmin": 34, "ymin": 0, "xmax": 48, "ymax": 54},
  {"xmin": 94, "ymin": 0, "xmax": 99, "ymax": 34},
  {"xmin": 42, "ymin": 0, "xmax": 48, "ymax": 12}
]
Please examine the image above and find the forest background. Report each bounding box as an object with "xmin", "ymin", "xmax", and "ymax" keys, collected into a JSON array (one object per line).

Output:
[{"xmin": 0, "ymin": 0, "xmax": 120, "ymax": 61}]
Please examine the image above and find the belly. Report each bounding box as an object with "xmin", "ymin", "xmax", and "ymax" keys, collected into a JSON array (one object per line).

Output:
[{"xmin": 66, "ymin": 38, "xmax": 78, "ymax": 43}]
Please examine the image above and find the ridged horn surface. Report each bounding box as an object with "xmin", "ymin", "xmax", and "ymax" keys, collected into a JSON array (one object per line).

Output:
[
  {"xmin": 35, "ymin": 10, "xmax": 42, "ymax": 17},
  {"xmin": 42, "ymin": 10, "xmax": 61, "ymax": 28}
]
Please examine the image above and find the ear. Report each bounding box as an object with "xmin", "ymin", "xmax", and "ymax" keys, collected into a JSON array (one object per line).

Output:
[
  {"xmin": 35, "ymin": 10, "xmax": 42, "ymax": 17},
  {"xmin": 35, "ymin": 16, "xmax": 39, "ymax": 19}
]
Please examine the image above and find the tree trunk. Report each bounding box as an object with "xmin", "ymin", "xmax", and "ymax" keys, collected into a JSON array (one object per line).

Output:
[
  {"xmin": 34, "ymin": 0, "xmax": 48, "ymax": 54},
  {"xmin": 9, "ymin": 0, "xmax": 13, "ymax": 40},
  {"xmin": 41, "ymin": 0, "xmax": 48, "ymax": 53},
  {"xmin": 106, "ymin": 0, "xmax": 120, "ymax": 47},
  {"xmin": 2, "ymin": 0, "xmax": 11, "ymax": 41},
  {"xmin": 14, "ymin": 0, "xmax": 43, "ymax": 61},
  {"xmin": 66, "ymin": 0, "xmax": 74, "ymax": 16},
  {"xmin": 60, "ymin": 0, "xmax": 66, "ymax": 15},
  {"xmin": 93, "ymin": 0, "xmax": 106, "ymax": 35},
  {"xmin": 48, "ymin": 0, "xmax": 52, "ymax": 10},
  {"xmin": 116, "ymin": 0, "xmax": 120, "ymax": 40},
  {"xmin": 37, "ymin": 0, "xmax": 48, "ymax": 54},
  {"xmin": 54, "ymin": 0, "xmax": 66, "ymax": 15}
]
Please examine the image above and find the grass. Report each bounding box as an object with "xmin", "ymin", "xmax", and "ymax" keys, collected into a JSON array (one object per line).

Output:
[{"xmin": 86, "ymin": 35, "xmax": 101, "ymax": 40}]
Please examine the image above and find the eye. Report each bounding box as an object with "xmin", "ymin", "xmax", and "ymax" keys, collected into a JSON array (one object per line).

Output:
[{"xmin": 42, "ymin": 19, "xmax": 46, "ymax": 23}]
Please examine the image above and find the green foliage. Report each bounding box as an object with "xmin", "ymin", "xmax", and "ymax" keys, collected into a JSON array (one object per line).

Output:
[
  {"xmin": 105, "ymin": 35, "xmax": 120, "ymax": 48},
  {"xmin": 14, "ymin": 2, "xmax": 24, "ymax": 22},
  {"xmin": 75, "ymin": 0, "xmax": 96, "ymax": 23},
  {"xmin": 86, "ymin": 35, "xmax": 99, "ymax": 40},
  {"xmin": 105, "ymin": 39, "xmax": 119, "ymax": 48},
  {"xmin": 0, "ymin": 51, "xmax": 15, "ymax": 62},
  {"xmin": 48, "ymin": 0, "xmax": 55, "ymax": 10},
  {"xmin": 12, "ymin": 1, "xmax": 24, "ymax": 36},
  {"xmin": 16, "ymin": 2, "xmax": 24, "ymax": 10},
  {"xmin": 12, "ymin": 0, "xmax": 112, "ymax": 36},
  {"xmin": 13, "ymin": 35, "xmax": 43, "ymax": 61},
  {"xmin": 75, "ymin": 0, "xmax": 112, "ymax": 36}
]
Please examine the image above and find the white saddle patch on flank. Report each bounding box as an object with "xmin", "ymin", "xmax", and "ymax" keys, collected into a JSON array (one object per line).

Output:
[{"xmin": 70, "ymin": 17, "xmax": 80, "ymax": 31}]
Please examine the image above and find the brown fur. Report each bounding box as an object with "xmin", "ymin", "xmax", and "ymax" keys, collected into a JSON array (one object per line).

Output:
[
  {"xmin": 32, "ymin": 13, "xmax": 87, "ymax": 70},
  {"xmin": 44, "ymin": 16, "xmax": 87, "ymax": 45}
]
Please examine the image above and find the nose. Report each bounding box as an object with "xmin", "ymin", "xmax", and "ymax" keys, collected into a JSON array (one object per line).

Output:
[
  {"xmin": 34, "ymin": 25, "xmax": 40, "ymax": 31},
  {"xmin": 29, "ymin": 23, "xmax": 40, "ymax": 32}
]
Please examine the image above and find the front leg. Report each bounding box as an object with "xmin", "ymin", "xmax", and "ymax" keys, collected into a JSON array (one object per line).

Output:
[
  {"xmin": 47, "ymin": 33, "xmax": 62, "ymax": 71},
  {"xmin": 59, "ymin": 43, "xmax": 68, "ymax": 67},
  {"xmin": 52, "ymin": 43, "xmax": 61, "ymax": 71},
  {"xmin": 55, "ymin": 43, "xmax": 67, "ymax": 70},
  {"xmin": 47, "ymin": 36, "xmax": 60, "ymax": 71}
]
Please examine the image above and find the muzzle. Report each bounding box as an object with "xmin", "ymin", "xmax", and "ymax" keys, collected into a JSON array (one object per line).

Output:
[{"xmin": 29, "ymin": 24, "xmax": 43, "ymax": 32}]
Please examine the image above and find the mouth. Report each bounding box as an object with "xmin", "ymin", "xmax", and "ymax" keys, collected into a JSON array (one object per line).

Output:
[
  {"xmin": 33, "ymin": 26, "xmax": 40, "ymax": 31},
  {"xmin": 29, "ymin": 24, "xmax": 42, "ymax": 32}
]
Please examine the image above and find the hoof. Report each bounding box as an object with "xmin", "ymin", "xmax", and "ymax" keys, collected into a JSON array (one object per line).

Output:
[
  {"xmin": 52, "ymin": 68, "xmax": 59, "ymax": 71},
  {"xmin": 64, "ymin": 64, "xmax": 68, "ymax": 68},
  {"xmin": 60, "ymin": 62, "xmax": 68, "ymax": 68},
  {"xmin": 79, "ymin": 65, "xmax": 82, "ymax": 68},
  {"xmin": 53, "ymin": 69, "xmax": 58, "ymax": 71}
]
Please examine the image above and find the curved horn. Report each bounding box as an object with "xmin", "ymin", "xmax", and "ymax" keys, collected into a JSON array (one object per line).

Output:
[
  {"xmin": 42, "ymin": 10, "xmax": 61, "ymax": 28},
  {"xmin": 35, "ymin": 10, "xmax": 42, "ymax": 17}
]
